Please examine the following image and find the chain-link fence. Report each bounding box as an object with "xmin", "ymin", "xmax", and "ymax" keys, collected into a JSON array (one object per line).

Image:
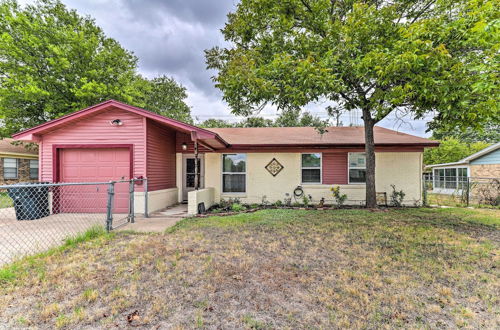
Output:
[
  {"xmin": 423, "ymin": 174, "xmax": 500, "ymax": 207},
  {"xmin": 0, "ymin": 178, "xmax": 147, "ymax": 265}
]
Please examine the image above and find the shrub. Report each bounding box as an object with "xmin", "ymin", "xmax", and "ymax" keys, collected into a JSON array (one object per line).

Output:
[
  {"xmin": 220, "ymin": 198, "xmax": 241, "ymax": 210},
  {"xmin": 274, "ymin": 200, "xmax": 283, "ymax": 207},
  {"xmin": 390, "ymin": 185, "xmax": 406, "ymax": 207},
  {"xmin": 231, "ymin": 203, "xmax": 245, "ymax": 212},
  {"xmin": 331, "ymin": 186, "xmax": 347, "ymax": 208},
  {"xmin": 302, "ymin": 195, "xmax": 310, "ymax": 207}
]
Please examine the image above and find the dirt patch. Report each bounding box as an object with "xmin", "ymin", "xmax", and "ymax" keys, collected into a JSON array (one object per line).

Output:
[{"xmin": 0, "ymin": 209, "xmax": 499, "ymax": 328}]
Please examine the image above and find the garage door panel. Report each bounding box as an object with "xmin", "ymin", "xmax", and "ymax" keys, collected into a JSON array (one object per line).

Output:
[
  {"xmin": 80, "ymin": 151, "xmax": 97, "ymax": 162},
  {"xmin": 115, "ymin": 151, "xmax": 131, "ymax": 162},
  {"xmin": 98, "ymin": 166, "xmax": 115, "ymax": 177},
  {"xmin": 59, "ymin": 148, "xmax": 130, "ymax": 213},
  {"xmin": 98, "ymin": 152, "xmax": 115, "ymax": 162}
]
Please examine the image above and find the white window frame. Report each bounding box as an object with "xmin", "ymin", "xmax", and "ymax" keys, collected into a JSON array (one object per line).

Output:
[
  {"xmin": 432, "ymin": 166, "xmax": 469, "ymax": 191},
  {"xmin": 29, "ymin": 159, "xmax": 39, "ymax": 180},
  {"xmin": 348, "ymin": 152, "xmax": 366, "ymax": 184},
  {"xmin": 301, "ymin": 153, "xmax": 322, "ymax": 184},
  {"xmin": 221, "ymin": 153, "xmax": 247, "ymax": 194},
  {"xmin": 3, "ymin": 158, "xmax": 18, "ymax": 179}
]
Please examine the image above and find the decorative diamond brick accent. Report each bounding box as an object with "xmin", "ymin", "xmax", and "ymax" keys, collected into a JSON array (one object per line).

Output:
[{"xmin": 265, "ymin": 158, "xmax": 284, "ymax": 177}]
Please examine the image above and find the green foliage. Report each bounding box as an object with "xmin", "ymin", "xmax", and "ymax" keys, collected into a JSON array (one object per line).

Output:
[
  {"xmin": 198, "ymin": 110, "xmax": 329, "ymax": 128},
  {"xmin": 238, "ymin": 116, "xmax": 274, "ymax": 127},
  {"xmin": 134, "ymin": 75, "xmax": 193, "ymax": 123},
  {"xmin": 424, "ymin": 138, "xmax": 490, "ymax": 165},
  {"xmin": 274, "ymin": 200, "xmax": 283, "ymax": 207},
  {"xmin": 231, "ymin": 203, "xmax": 245, "ymax": 212},
  {"xmin": 273, "ymin": 109, "xmax": 330, "ymax": 128},
  {"xmin": 331, "ymin": 186, "xmax": 347, "ymax": 208},
  {"xmin": 390, "ymin": 185, "xmax": 406, "ymax": 207},
  {"xmin": 302, "ymin": 195, "xmax": 310, "ymax": 207},
  {"xmin": 432, "ymin": 123, "xmax": 500, "ymax": 144},
  {"xmin": 207, "ymin": 0, "xmax": 499, "ymax": 131},
  {"xmin": 63, "ymin": 225, "xmax": 106, "ymax": 247},
  {"xmin": 0, "ymin": 0, "xmax": 191, "ymax": 136},
  {"xmin": 198, "ymin": 119, "xmax": 235, "ymax": 128}
]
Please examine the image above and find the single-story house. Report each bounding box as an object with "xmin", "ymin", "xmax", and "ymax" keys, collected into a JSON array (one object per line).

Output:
[
  {"xmin": 0, "ymin": 138, "xmax": 38, "ymax": 184},
  {"xmin": 12, "ymin": 100, "xmax": 438, "ymax": 214},
  {"xmin": 426, "ymin": 142, "xmax": 500, "ymax": 194}
]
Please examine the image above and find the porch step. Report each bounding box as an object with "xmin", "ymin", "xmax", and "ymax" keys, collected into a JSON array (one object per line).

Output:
[{"xmin": 149, "ymin": 204, "xmax": 188, "ymax": 218}]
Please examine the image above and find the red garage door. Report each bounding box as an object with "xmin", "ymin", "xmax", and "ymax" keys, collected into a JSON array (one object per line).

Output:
[{"xmin": 59, "ymin": 148, "xmax": 130, "ymax": 213}]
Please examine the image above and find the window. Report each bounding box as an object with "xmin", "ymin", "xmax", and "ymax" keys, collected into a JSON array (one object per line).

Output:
[
  {"xmin": 301, "ymin": 153, "xmax": 321, "ymax": 183},
  {"xmin": 349, "ymin": 153, "xmax": 366, "ymax": 183},
  {"xmin": 433, "ymin": 168, "xmax": 468, "ymax": 190},
  {"xmin": 3, "ymin": 158, "xmax": 18, "ymax": 179},
  {"xmin": 434, "ymin": 169, "xmax": 445, "ymax": 188},
  {"xmin": 222, "ymin": 154, "xmax": 246, "ymax": 193},
  {"xmin": 458, "ymin": 168, "xmax": 468, "ymax": 189},
  {"xmin": 29, "ymin": 160, "xmax": 39, "ymax": 180}
]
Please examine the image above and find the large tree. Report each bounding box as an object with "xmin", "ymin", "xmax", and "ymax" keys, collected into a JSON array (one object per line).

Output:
[
  {"xmin": 206, "ymin": 0, "xmax": 499, "ymax": 207},
  {"xmin": 423, "ymin": 138, "xmax": 490, "ymax": 165},
  {"xmin": 134, "ymin": 75, "xmax": 193, "ymax": 123},
  {"xmin": 431, "ymin": 123, "xmax": 500, "ymax": 144},
  {"xmin": 0, "ymin": 0, "xmax": 192, "ymax": 136}
]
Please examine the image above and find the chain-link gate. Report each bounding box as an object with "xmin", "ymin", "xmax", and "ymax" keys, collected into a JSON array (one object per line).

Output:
[{"xmin": 0, "ymin": 178, "xmax": 147, "ymax": 265}]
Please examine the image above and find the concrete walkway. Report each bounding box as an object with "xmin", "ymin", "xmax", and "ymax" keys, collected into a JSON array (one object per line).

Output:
[{"xmin": 117, "ymin": 204, "xmax": 188, "ymax": 233}]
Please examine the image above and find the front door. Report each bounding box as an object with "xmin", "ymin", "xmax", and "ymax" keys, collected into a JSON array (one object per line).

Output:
[{"xmin": 182, "ymin": 155, "xmax": 204, "ymax": 201}]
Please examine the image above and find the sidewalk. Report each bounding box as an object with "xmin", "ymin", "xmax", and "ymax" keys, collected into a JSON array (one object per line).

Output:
[{"xmin": 118, "ymin": 204, "xmax": 188, "ymax": 233}]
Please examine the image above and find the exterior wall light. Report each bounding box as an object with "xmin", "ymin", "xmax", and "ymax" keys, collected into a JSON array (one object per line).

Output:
[
  {"xmin": 110, "ymin": 119, "xmax": 123, "ymax": 126},
  {"xmin": 181, "ymin": 142, "xmax": 188, "ymax": 151}
]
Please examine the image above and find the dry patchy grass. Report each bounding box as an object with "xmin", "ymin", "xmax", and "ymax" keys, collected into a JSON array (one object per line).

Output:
[{"xmin": 0, "ymin": 208, "xmax": 499, "ymax": 328}]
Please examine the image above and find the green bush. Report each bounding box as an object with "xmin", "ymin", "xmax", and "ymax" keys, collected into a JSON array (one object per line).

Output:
[
  {"xmin": 331, "ymin": 186, "xmax": 347, "ymax": 208},
  {"xmin": 390, "ymin": 185, "xmax": 406, "ymax": 207},
  {"xmin": 231, "ymin": 203, "xmax": 245, "ymax": 212}
]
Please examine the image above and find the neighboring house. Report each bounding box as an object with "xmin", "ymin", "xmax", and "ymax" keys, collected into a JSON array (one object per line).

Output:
[
  {"xmin": 426, "ymin": 142, "xmax": 500, "ymax": 194},
  {"xmin": 0, "ymin": 138, "xmax": 39, "ymax": 184},
  {"xmin": 12, "ymin": 100, "xmax": 438, "ymax": 214}
]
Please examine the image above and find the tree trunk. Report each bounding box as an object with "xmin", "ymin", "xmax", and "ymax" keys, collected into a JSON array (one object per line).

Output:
[{"xmin": 362, "ymin": 109, "xmax": 377, "ymax": 208}]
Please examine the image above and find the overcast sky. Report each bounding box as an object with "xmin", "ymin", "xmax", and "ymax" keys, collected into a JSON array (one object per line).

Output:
[{"xmin": 22, "ymin": 0, "xmax": 433, "ymax": 137}]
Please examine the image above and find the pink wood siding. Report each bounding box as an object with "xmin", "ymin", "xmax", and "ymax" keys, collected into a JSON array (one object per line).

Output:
[
  {"xmin": 323, "ymin": 152, "xmax": 348, "ymax": 184},
  {"xmin": 176, "ymin": 132, "xmax": 211, "ymax": 153},
  {"xmin": 146, "ymin": 119, "xmax": 176, "ymax": 191},
  {"xmin": 40, "ymin": 108, "xmax": 146, "ymax": 184}
]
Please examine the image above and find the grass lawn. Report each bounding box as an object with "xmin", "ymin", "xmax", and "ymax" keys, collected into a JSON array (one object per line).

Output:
[
  {"xmin": 0, "ymin": 192, "xmax": 13, "ymax": 208},
  {"xmin": 0, "ymin": 208, "xmax": 498, "ymax": 328}
]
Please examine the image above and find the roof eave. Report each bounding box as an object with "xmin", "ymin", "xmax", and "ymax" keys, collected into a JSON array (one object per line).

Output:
[
  {"xmin": 12, "ymin": 99, "xmax": 230, "ymax": 149},
  {"xmin": 227, "ymin": 142, "xmax": 438, "ymax": 149}
]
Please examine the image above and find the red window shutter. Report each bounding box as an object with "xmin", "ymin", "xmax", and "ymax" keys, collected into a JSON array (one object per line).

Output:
[{"xmin": 322, "ymin": 153, "xmax": 348, "ymax": 184}]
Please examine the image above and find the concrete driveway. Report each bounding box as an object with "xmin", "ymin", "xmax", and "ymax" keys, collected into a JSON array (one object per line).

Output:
[{"xmin": 0, "ymin": 208, "xmax": 107, "ymax": 265}]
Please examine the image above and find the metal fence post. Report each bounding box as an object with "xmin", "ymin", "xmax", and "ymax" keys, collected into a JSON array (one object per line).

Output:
[
  {"xmin": 422, "ymin": 175, "xmax": 428, "ymax": 207},
  {"xmin": 466, "ymin": 177, "xmax": 470, "ymax": 206},
  {"xmin": 106, "ymin": 181, "xmax": 115, "ymax": 232},
  {"xmin": 129, "ymin": 179, "xmax": 135, "ymax": 223},
  {"xmin": 144, "ymin": 177, "xmax": 149, "ymax": 218}
]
